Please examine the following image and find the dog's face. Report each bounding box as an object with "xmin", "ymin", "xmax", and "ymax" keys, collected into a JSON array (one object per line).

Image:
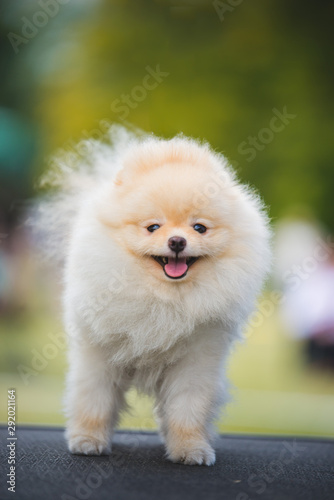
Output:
[{"xmin": 100, "ymin": 160, "xmax": 234, "ymax": 283}]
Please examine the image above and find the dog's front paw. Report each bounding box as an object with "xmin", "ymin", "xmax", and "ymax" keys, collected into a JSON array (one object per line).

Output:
[
  {"xmin": 167, "ymin": 442, "xmax": 216, "ymax": 466},
  {"xmin": 68, "ymin": 435, "xmax": 111, "ymax": 456}
]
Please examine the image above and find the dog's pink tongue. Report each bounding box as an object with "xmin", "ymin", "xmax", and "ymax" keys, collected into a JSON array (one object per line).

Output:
[{"xmin": 165, "ymin": 257, "xmax": 188, "ymax": 278}]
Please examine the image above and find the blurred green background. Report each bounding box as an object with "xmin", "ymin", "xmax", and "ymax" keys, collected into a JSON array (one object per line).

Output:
[{"xmin": 0, "ymin": 0, "xmax": 334, "ymax": 436}]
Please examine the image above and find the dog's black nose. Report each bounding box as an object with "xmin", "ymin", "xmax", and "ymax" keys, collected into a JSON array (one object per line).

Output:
[{"xmin": 168, "ymin": 236, "xmax": 187, "ymax": 253}]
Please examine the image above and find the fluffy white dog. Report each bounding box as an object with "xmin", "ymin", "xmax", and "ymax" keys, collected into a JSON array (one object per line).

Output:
[{"xmin": 37, "ymin": 127, "xmax": 271, "ymax": 465}]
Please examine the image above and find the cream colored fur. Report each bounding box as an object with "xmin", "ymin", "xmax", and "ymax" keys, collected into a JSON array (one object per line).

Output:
[{"xmin": 39, "ymin": 126, "xmax": 271, "ymax": 465}]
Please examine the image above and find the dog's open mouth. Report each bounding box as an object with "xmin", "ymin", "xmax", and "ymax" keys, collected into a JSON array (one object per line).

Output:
[{"xmin": 152, "ymin": 255, "xmax": 198, "ymax": 279}]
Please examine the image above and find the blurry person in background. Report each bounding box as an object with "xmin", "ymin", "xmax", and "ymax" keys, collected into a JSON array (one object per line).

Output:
[
  {"xmin": 0, "ymin": 210, "xmax": 10, "ymax": 313},
  {"xmin": 275, "ymin": 216, "xmax": 334, "ymax": 370},
  {"xmin": 282, "ymin": 252, "xmax": 334, "ymax": 369}
]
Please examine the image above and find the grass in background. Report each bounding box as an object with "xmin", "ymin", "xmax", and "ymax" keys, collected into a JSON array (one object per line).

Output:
[{"xmin": 1, "ymin": 288, "xmax": 334, "ymax": 437}]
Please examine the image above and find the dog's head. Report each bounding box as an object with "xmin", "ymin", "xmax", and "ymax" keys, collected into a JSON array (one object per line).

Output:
[{"xmin": 98, "ymin": 137, "xmax": 266, "ymax": 285}]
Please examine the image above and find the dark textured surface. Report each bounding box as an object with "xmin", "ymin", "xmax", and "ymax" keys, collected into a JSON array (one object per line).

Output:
[{"xmin": 1, "ymin": 427, "xmax": 334, "ymax": 500}]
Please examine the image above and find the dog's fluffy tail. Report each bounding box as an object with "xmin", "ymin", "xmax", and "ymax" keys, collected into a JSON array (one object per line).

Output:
[{"xmin": 28, "ymin": 124, "xmax": 144, "ymax": 265}]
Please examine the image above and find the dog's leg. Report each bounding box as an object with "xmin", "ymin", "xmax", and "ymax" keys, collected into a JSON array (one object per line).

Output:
[
  {"xmin": 65, "ymin": 341, "xmax": 127, "ymax": 455},
  {"xmin": 156, "ymin": 325, "xmax": 231, "ymax": 466}
]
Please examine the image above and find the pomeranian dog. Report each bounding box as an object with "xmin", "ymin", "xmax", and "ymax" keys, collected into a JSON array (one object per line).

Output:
[{"xmin": 37, "ymin": 126, "xmax": 271, "ymax": 466}]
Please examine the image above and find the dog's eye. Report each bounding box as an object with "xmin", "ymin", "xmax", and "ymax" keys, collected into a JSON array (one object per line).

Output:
[
  {"xmin": 147, "ymin": 224, "xmax": 160, "ymax": 233},
  {"xmin": 193, "ymin": 223, "xmax": 207, "ymax": 234}
]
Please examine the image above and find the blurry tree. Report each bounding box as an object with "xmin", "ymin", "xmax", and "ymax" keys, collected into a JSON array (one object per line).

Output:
[{"xmin": 0, "ymin": 0, "xmax": 333, "ymax": 230}]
